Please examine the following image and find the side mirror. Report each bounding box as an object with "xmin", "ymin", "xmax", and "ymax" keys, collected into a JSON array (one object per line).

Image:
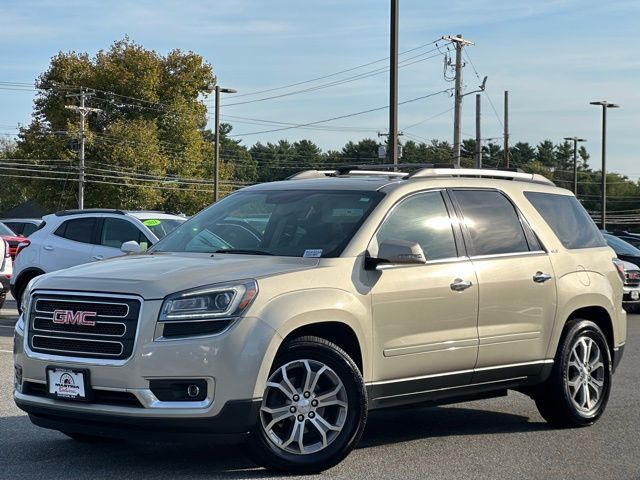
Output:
[
  {"xmin": 121, "ymin": 240, "xmax": 142, "ymax": 254},
  {"xmin": 366, "ymin": 239, "xmax": 427, "ymax": 269}
]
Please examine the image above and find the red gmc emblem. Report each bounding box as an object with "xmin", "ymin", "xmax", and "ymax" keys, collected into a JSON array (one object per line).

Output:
[{"xmin": 52, "ymin": 309, "xmax": 97, "ymax": 326}]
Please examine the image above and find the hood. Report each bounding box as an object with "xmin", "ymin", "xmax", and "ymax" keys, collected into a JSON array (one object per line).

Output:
[
  {"xmin": 621, "ymin": 259, "xmax": 640, "ymax": 271},
  {"xmin": 33, "ymin": 252, "xmax": 320, "ymax": 299}
]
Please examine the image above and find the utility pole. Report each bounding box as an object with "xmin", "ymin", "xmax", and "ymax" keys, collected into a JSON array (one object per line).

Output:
[
  {"xmin": 389, "ymin": 0, "xmax": 399, "ymax": 167},
  {"xmin": 65, "ymin": 88, "xmax": 101, "ymax": 209},
  {"xmin": 475, "ymin": 94, "xmax": 482, "ymax": 168},
  {"xmin": 563, "ymin": 137, "xmax": 587, "ymax": 195},
  {"xmin": 443, "ymin": 34, "xmax": 474, "ymax": 167},
  {"xmin": 503, "ymin": 90, "xmax": 509, "ymax": 169}
]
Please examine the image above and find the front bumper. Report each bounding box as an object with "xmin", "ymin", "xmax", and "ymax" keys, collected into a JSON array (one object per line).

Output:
[
  {"xmin": 623, "ymin": 286, "xmax": 640, "ymax": 304},
  {"xmin": 13, "ymin": 293, "xmax": 278, "ymax": 435},
  {"xmin": 16, "ymin": 397, "xmax": 260, "ymax": 442}
]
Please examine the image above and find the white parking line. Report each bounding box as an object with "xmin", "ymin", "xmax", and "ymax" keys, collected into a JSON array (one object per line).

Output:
[
  {"xmin": 0, "ymin": 325, "xmax": 15, "ymax": 329},
  {"xmin": 0, "ymin": 349, "xmax": 13, "ymax": 353}
]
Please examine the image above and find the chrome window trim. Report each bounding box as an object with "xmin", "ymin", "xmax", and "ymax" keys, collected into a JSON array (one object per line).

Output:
[
  {"xmin": 35, "ymin": 297, "xmax": 130, "ymax": 318},
  {"xmin": 24, "ymin": 290, "xmax": 143, "ymax": 367},
  {"xmin": 468, "ymin": 250, "xmax": 548, "ymax": 261},
  {"xmin": 32, "ymin": 316, "xmax": 127, "ymax": 338},
  {"xmin": 375, "ymin": 255, "xmax": 470, "ymax": 270}
]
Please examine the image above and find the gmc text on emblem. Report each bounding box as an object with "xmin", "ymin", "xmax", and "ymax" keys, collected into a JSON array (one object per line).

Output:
[{"xmin": 52, "ymin": 309, "xmax": 97, "ymax": 326}]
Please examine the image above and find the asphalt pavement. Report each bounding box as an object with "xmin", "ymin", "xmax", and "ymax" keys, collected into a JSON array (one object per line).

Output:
[{"xmin": 0, "ymin": 297, "xmax": 638, "ymax": 479}]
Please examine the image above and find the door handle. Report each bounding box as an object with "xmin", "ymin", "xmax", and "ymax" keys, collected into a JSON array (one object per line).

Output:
[
  {"xmin": 450, "ymin": 278, "xmax": 473, "ymax": 291},
  {"xmin": 533, "ymin": 271, "xmax": 552, "ymax": 283},
  {"xmin": 92, "ymin": 255, "xmax": 104, "ymax": 261},
  {"xmin": 43, "ymin": 245, "xmax": 54, "ymax": 251}
]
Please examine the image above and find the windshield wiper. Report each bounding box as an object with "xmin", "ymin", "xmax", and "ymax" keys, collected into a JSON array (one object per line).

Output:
[{"xmin": 213, "ymin": 249, "xmax": 274, "ymax": 256}]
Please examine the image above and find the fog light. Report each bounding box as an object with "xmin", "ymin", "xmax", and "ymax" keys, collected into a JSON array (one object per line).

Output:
[
  {"xmin": 149, "ymin": 379, "xmax": 207, "ymax": 402},
  {"xmin": 187, "ymin": 384, "xmax": 200, "ymax": 398}
]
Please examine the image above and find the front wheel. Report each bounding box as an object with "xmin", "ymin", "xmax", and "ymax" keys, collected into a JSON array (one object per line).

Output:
[
  {"xmin": 535, "ymin": 319, "xmax": 612, "ymax": 427},
  {"xmin": 247, "ymin": 336, "xmax": 367, "ymax": 474}
]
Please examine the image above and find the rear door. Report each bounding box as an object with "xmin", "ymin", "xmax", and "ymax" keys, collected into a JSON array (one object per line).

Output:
[
  {"xmin": 450, "ymin": 189, "xmax": 557, "ymax": 380},
  {"xmin": 41, "ymin": 217, "xmax": 98, "ymax": 272}
]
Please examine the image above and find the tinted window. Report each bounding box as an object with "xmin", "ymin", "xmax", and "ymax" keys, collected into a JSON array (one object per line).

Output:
[
  {"xmin": 55, "ymin": 218, "xmax": 97, "ymax": 244},
  {"xmin": 137, "ymin": 218, "xmax": 185, "ymax": 239},
  {"xmin": 524, "ymin": 192, "xmax": 606, "ymax": 249},
  {"xmin": 22, "ymin": 223, "xmax": 39, "ymax": 236},
  {"xmin": 375, "ymin": 191, "xmax": 457, "ymax": 260},
  {"xmin": 101, "ymin": 218, "xmax": 149, "ymax": 250},
  {"xmin": 4, "ymin": 222, "xmax": 23, "ymax": 235},
  {"xmin": 454, "ymin": 190, "xmax": 530, "ymax": 256}
]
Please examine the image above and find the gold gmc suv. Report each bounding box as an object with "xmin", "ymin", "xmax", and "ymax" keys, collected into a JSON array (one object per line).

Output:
[{"xmin": 13, "ymin": 167, "xmax": 626, "ymax": 474}]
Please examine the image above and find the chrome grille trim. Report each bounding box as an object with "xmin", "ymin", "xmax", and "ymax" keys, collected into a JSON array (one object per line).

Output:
[
  {"xmin": 31, "ymin": 316, "xmax": 127, "ymax": 337},
  {"xmin": 31, "ymin": 335, "xmax": 125, "ymax": 357},
  {"xmin": 35, "ymin": 297, "xmax": 130, "ymax": 318},
  {"xmin": 24, "ymin": 290, "xmax": 143, "ymax": 367}
]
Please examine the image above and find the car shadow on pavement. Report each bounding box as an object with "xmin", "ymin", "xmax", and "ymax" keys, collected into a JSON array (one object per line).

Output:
[
  {"xmin": 359, "ymin": 402, "xmax": 550, "ymax": 449},
  {"xmin": 0, "ymin": 402, "xmax": 549, "ymax": 478}
]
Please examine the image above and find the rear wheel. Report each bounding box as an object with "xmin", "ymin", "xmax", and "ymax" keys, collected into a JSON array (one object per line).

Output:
[
  {"xmin": 535, "ymin": 319, "xmax": 612, "ymax": 427},
  {"xmin": 247, "ymin": 336, "xmax": 367, "ymax": 474},
  {"xmin": 0, "ymin": 289, "xmax": 5, "ymax": 310},
  {"xmin": 14, "ymin": 271, "xmax": 42, "ymax": 313}
]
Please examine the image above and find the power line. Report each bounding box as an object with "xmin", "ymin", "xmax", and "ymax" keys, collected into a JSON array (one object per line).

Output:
[
  {"xmin": 230, "ymin": 89, "xmax": 453, "ymax": 138},
  {"xmin": 223, "ymin": 39, "xmax": 444, "ymax": 99}
]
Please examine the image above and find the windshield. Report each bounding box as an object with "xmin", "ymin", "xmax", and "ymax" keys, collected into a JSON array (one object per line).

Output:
[
  {"xmin": 137, "ymin": 218, "xmax": 185, "ymax": 239},
  {"xmin": 0, "ymin": 222, "xmax": 16, "ymax": 236},
  {"xmin": 152, "ymin": 189, "xmax": 384, "ymax": 257},
  {"xmin": 604, "ymin": 234, "xmax": 640, "ymax": 257}
]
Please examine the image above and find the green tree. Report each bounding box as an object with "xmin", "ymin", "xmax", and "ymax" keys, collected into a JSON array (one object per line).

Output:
[
  {"xmin": 536, "ymin": 140, "xmax": 556, "ymax": 167},
  {"xmin": 511, "ymin": 142, "xmax": 536, "ymax": 168},
  {"xmin": 12, "ymin": 37, "xmax": 220, "ymax": 214}
]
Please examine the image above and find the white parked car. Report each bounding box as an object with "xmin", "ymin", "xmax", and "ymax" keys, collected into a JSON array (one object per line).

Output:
[
  {"xmin": 0, "ymin": 239, "xmax": 12, "ymax": 309},
  {"xmin": 11, "ymin": 209, "xmax": 185, "ymax": 307}
]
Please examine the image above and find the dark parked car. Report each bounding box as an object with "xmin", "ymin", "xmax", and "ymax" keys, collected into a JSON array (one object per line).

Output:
[
  {"xmin": 610, "ymin": 230, "xmax": 640, "ymax": 248},
  {"xmin": 603, "ymin": 233, "xmax": 640, "ymax": 265},
  {"xmin": 1, "ymin": 218, "xmax": 42, "ymax": 237}
]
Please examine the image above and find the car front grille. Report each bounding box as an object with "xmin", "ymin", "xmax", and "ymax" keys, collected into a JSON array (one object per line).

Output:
[
  {"xmin": 625, "ymin": 270, "xmax": 640, "ymax": 287},
  {"xmin": 28, "ymin": 293, "xmax": 141, "ymax": 360}
]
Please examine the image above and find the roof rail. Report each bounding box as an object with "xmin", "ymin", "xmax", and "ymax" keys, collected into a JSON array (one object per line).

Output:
[
  {"xmin": 54, "ymin": 209, "xmax": 126, "ymax": 217},
  {"xmin": 287, "ymin": 163, "xmax": 434, "ymax": 180},
  {"xmin": 407, "ymin": 168, "xmax": 555, "ymax": 186}
]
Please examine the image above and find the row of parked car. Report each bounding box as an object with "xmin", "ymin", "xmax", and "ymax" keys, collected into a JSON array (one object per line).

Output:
[
  {"xmin": 0, "ymin": 210, "xmax": 186, "ymax": 309},
  {"xmin": 2, "ymin": 208, "xmax": 640, "ymax": 314}
]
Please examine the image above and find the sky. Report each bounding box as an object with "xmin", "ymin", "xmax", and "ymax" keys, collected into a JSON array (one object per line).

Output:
[{"xmin": 0, "ymin": 0, "xmax": 638, "ymax": 177}]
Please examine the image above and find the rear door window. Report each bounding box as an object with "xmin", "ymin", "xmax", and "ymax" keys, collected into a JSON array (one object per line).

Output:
[
  {"xmin": 54, "ymin": 218, "xmax": 97, "ymax": 244},
  {"xmin": 524, "ymin": 192, "xmax": 605, "ymax": 249},
  {"xmin": 453, "ymin": 189, "xmax": 531, "ymax": 256}
]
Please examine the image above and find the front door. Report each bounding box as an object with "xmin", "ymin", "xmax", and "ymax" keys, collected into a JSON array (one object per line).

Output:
[{"xmin": 368, "ymin": 190, "xmax": 479, "ymax": 402}]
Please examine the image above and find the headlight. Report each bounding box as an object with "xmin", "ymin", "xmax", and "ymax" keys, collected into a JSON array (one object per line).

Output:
[
  {"xmin": 20, "ymin": 277, "xmax": 37, "ymax": 316},
  {"xmin": 159, "ymin": 280, "xmax": 258, "ymax": 322}
]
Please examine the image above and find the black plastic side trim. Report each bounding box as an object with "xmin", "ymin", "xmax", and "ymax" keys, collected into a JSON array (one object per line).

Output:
[{"xmin": 612, "ymin": 345, "xmax": 625, "ymax": 374}]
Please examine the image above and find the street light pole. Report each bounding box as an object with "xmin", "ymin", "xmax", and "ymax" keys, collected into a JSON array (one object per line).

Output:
[
  {"xmin": 203, "ymin": 81, "xmax": 237, "ymax": 203},
  {"xmin": 590, "ymin": 101, "xmax": 620, "ymax": 230},
  {"xmin": 563, "ymin": 136, "xmax": 587, "ymax": 196}
]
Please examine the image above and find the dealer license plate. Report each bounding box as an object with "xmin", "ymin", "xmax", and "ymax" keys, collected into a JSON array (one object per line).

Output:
[{"xmin": 47, "ymin": 367, "xmax": 88, "ymax": 400}]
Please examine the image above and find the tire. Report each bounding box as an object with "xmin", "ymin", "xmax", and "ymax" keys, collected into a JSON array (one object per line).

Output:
[
  {"xmin": 0, "ymin": 289, "xmax": 5, "ymax": 310},
  {"xmin": 247, "ymin": 336, "xmax": 367, "ymax": 474},
  {"xmin": 534, "ymin": 319, "xmax": 612, "ymax": 427},
  {"xmin": 61, "ymin": 431, "xmax": 114, "ymax": 443}
]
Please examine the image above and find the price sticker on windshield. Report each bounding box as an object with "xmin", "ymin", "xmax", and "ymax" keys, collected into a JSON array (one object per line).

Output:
[{"xmin": 143, "ymin": 219, "xmax": 161, "ymax": 227}]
